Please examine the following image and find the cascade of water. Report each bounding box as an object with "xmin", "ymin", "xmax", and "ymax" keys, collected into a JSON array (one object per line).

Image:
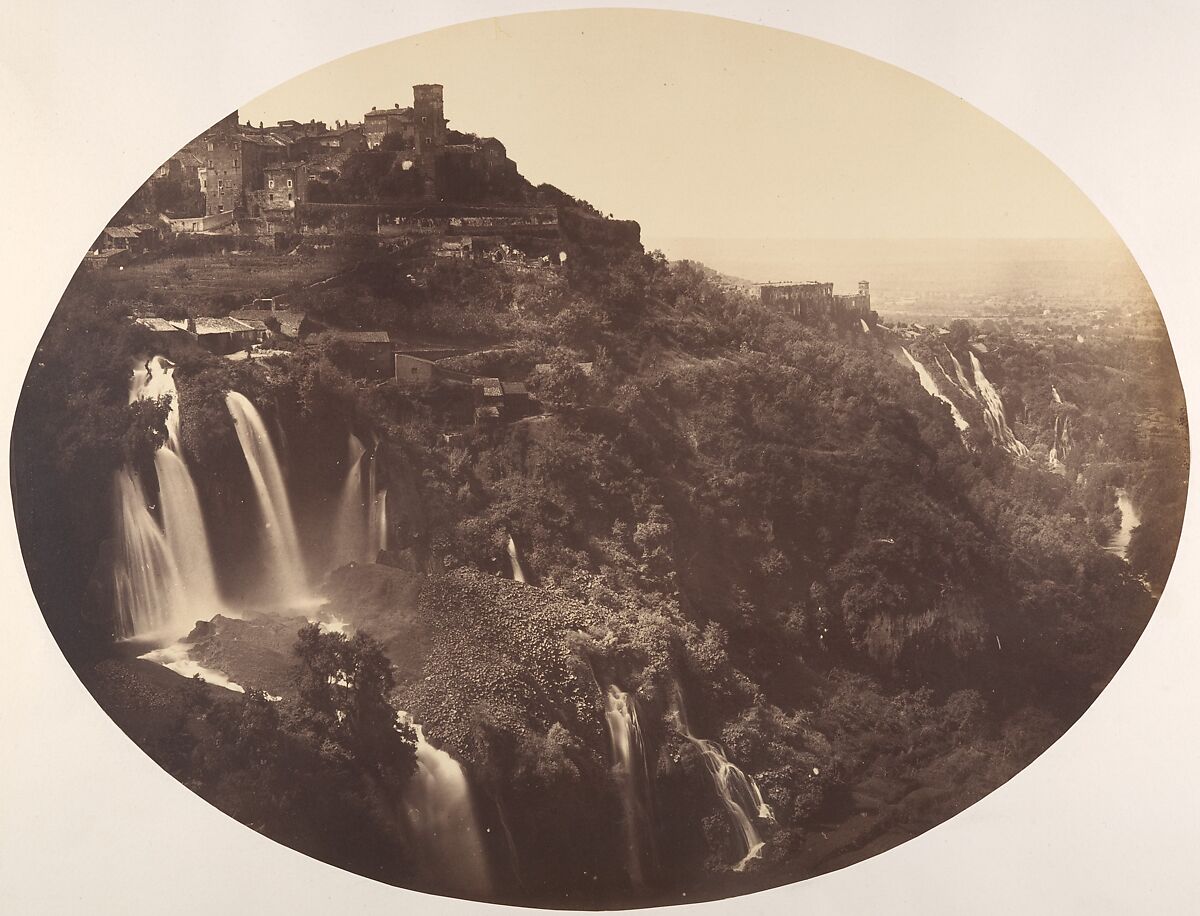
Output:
[
  {"xmin": 507, "ymin": 535, "xmax": 527, "ymax": 584},
  {"xmin": 933, "ymin": 356, "xmax": 964, "ymax": 398},
  {"xmin": 901, "ymin": 348, "xmax": 970, "ymax": 432},
  {"xmin": 332, "ymin": 435, "xmax": 388, "ymax": 568},
  {"xmin": 969, "ymin": 353, "xmax": 1030, "ymax": 457},
  {"xmin": 402, "ymin": 718, "xmax": 492, "ymax": 898},
  {"xmin": 155, "ymin": 447, "xmax": 223, "ymax": 617},
  {"xmin": 859, "ymin": 318, "xmax": 871, "ymax": 334},
  {"xmin": 1052, "ymin": 386, "xmax": 1063, "ymax": 404},
  {"xmin": 674, "ymin": 692, "xmax": 773, "ymax": 871},
  {"xmin": 374, "ymin": 489, "xmax": 388, "ymax": 555},
  {"xmin": 226, "ymin": 392, "xmax": 309, "ymax": 602},
  {"xmin": 112, "ymin": 468, "xmax": 189, "ymax": 638},
  {"xmin": 129, "ymin": 355, "xmax": 181, "ymax": 449},
  {"xmin": 603, "ymin": 686, "xmax": 658, "ymax": 888},
  {"xmin": 366, "ymin": 443, "xmax": 387, "ymax": 559},
  {"xmin": 1048, "ymin": 417, "xmax": 1064, "ymax": 470},
  {"xmin": 332, "ymin": 434, "xmax": 369, "ymax": 567},
  {"xmin": 949, "ymin": 351, "xmax": 979, "ymax": 401},
  {"xmin": 1106, "ymin": 487, "xmax": 1142, "ymax": 560},
  {"xmin": 115, "ymin": 356, "xmax": 225, "ymax": 639}
]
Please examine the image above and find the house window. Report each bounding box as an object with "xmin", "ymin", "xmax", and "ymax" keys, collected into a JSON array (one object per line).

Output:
[
  {"xmin": 425, "ymin": 137, "xmax": 432, "ymax": 146},
  {"xmin": 207, "ymin": 141, "xmax": 213, "ymax": 151},
  {"xmin": 268, "ymin": 179, "xmax": 275, "ymax": 189},
  {"xmin": 286, "ymin": 179, "xmax": 293, "ymax": 188},
  {"xmin": 234, "ymin": 158, "xmax": 238, "ymax": 169}
]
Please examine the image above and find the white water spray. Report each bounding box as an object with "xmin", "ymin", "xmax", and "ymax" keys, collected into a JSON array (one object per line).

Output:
[
  {"xmin": 675, "ymin": 694, "xmax": 773, "ymax": 871},
  {"xmin": 112, "ymin": 469, "xmax": 188, "ymax": 638},
  {"xmin": 332, "ymin": 434, "xmax": 388, "ymax": 568},
  {"xmin": 507, "ymin": 535, "xmax": 527, "ymax": 584},
  {"xmin": 949, "ymin": 351, "xmax": 978, "ymax": 401},
  {"xmin": 969, "ymin": 353, "xmax": 1029, "ymax": 457},
  {"xmin": 604, "ymin": 686, "xmax": 657, "ymax": 887},
  {"xmin": 1106, "ymin": 488, "xmax": 1141, "ymax": 560},
  {"xmin": 902, "ymin": 348, "xmax": 970, "ymax": 432},
  {"xmin": 115, "ymin": 356, "xmax": 224, "ymax": 638},
  {"xmin": 402, "ymin": 717, "xmax": 493, "ymax": 898},
  {"xmin": 226, "ymin": 392, "xmax": 309, "ymax": 602},
  {"xmin": 155, "ymin": 447, "xmax": 223, "ymax": 617},
  {"xmin": 130, "ymin": 355, "xmax": 181, "ymax": 448},
  {"xmin": 366, "ymin": 443, "xmax": 387, "ymax": 559},
  {"xmin": 332, "ymin": 434, "xmax": 369, "ymax": 567}
]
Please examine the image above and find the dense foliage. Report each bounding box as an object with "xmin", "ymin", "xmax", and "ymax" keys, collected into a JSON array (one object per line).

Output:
[{"xmin": 12, "ymin": 220, "xmax": 1185, "ymax": 905}]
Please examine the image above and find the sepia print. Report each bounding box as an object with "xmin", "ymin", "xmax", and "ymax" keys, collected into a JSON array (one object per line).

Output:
[{"xmin": 10, "ymin": 10, "xmax": 1188, "ymax": 909}]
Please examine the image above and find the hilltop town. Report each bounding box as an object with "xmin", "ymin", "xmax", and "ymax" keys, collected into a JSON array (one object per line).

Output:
[
  {"xmin": 16, "ymin": 73, "xmax": 1185, "ymax": 912},
  {"xmin": 88, "ymin": 83, "xmax": 875, "ymax": 418}
]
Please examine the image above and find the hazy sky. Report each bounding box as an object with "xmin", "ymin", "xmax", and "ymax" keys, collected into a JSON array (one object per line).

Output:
[{"xmin": 242, "ymin": 9, "xmax": 1114, "ymax": 243}]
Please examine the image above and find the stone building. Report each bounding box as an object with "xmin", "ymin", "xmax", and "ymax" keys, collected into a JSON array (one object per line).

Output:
[
  {"xmin": 364, "ymin": 104, "xmax": 416, "ymax": 150},
  {"xmin": 324, "ymin": 330, "xmax": 393, "ymax": 378},
  {"xmin": 202, "ymin": 113, "xmax": 290, "ymax": 216},
  {"xmin": 183, "ymin": 316, "xmax": 259, "ymax": 355},
  {"xmin": 255, "ymin": 162, "xmax": 308, "ymax": 211},
  {"xmin": 759, "ymin": 280, "xmax": 871, "ymax": 322},
  {"xmin": 413, "ymin": 83, "xmax": 447, "ymax": 159}
]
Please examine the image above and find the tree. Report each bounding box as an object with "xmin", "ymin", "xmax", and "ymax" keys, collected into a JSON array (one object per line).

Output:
[{"xmin": 293, "ymin": 623, "xmax": 418, "ymax": 788}]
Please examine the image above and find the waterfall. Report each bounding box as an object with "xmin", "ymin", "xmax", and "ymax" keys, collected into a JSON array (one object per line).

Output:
[
  {"xmin": 969, "ymin": 353, "xmax": 1030, "ymax": 457},
  {"xmin": 507, "ymin": 535, "xmax": 527, "ymax": 584},
  {"xmin": 130, "ymin": 355, "xmax": 181, "ymax": 448},
  {"xmin": 402, "ymin": 718, "xmax": 492, "ymax": 898},
  {"xmin": 1052, "ymin": 386, "xmax": 1063, "ymax": 404},
  {"xmin": 226, "ymin": 392, "xmax": 309, "ymax": 603},
  {"xmin": 112, "ymin": 469, "xmax": 189, "ymax": 638},
  {"xmin": 902, "ymin": 348, "xmax": 970, "ymax": 432},
  {"xmin": 366, "ymin": 443, "xmax": 387, "ymax": 559},
  {"xmin": 604, "ymin": 686, "xmax": 657, "ymax": 888},
  {"xmin": 949, "ymin": 351, "xmax": 979, "ymax": 401},
  {"xmin": 114, "ymin": 355, "xmax": 224, "ymax": 638},
  {"xmin": 859, "ymin": 318, "xmax": 871, "ymax": 334},
  {"xmin": 1048, "ymin": 417, "xmax": 1064, "ymax": 470},
  {"xmin": 1048, "ymin": 415, "xmax": 1073, "ymax": 471},
  {"xmin": 1106, "ymin": 488, "xmax": 1142, "ymax": 560},
  {"xmin": 332, "ymin": 434, "xmax": 388, "ymax": 568},
  {"xmin": 674, "ymin": 693, "xmax": 773, "ymax": 871},
  {"xmin": 374, "ymin": 490, "xmax": 388, "ymax": 555},
  {"xmin": 332, "ymin": 435, "xmax": 369, "ymax": 567},
  {"xmin": 155, "ymin": 448, "xmax": 223, "ymax": 617},
  {"xmin": 934, "ymin": 356, "xmax": 963, "ymax": 398}
]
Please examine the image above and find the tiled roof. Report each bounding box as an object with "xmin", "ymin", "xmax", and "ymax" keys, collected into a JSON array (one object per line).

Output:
[
  {"xmin": 365, "ymin": 107, "xmax": 413, "ymax": 119},
  {"xmin": 230, "ymin": 309, "xmax": 308, "ymax": 338},
  {"xmin": 134, "ymin": 317, "xmax": 182, "ymax": 332},
  {"xmin": 192, "ymin": 317, "xmax": 256, "ymax": 335}
]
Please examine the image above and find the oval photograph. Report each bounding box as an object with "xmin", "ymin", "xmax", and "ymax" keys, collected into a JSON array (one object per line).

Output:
[{"xmin": 11, "ymin": 9, "xmax": 1188, "ymax": 909}]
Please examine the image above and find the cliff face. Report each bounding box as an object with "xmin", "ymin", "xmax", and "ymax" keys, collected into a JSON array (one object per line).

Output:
[{"xmin": 559, "ymin": 206, "xmax": 642, "ymax": 254}]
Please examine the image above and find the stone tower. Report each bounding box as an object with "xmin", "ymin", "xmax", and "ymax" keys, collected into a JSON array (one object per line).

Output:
[
  {"xmin": 413, "ymin": 84, "xmax": 447, "ymax": 158},
  {"xmin": 858, "ymin": 280, "xmax": 871, "ymax": 309}
]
